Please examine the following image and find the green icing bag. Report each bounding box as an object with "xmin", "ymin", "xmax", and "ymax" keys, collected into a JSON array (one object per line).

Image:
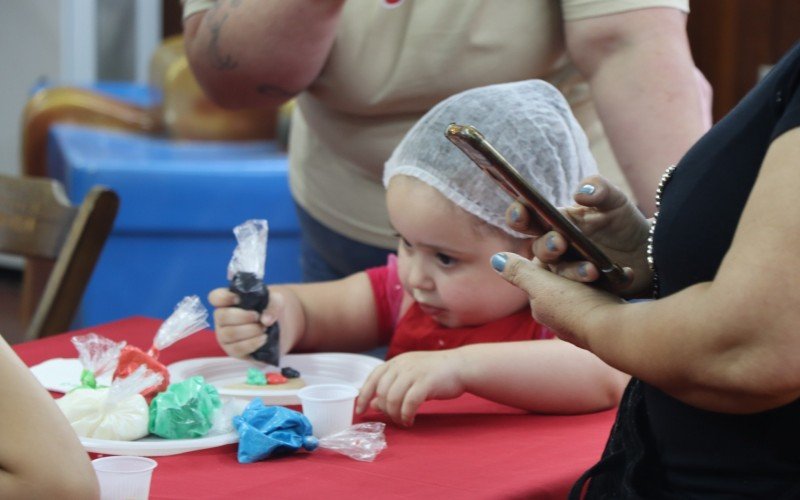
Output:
[
  {"xmin": 149, "ymin": 376, "xmax": 221, "ymax": 439},
  {"xmin": 79, "ymin": 369, "xmax": 97, "ymax": 389}
]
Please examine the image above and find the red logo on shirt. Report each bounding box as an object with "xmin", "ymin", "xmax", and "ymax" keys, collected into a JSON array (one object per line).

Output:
[{"xmin": 381, "ymin": 0, "xmax": 405, "ymax": 9}]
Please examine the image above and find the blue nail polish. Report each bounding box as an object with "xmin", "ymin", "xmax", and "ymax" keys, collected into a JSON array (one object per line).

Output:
[
  {"xmin": 546, "ymin": 235, "xmax": 557, "ymax": 252},
  {"xmin": 510, "ymin": 205, "xmax": 521, "ymax": 222},
  {"xmin": 577, "ymin": 184, "xmax": 596, "ymax": 195},
  {"xmin": 491, "ymin": 253, "xmax": 507, "ymax": 272},
  {"xmin": 578, "ymin": 262, "xmax": 589, "ymax": 278}
]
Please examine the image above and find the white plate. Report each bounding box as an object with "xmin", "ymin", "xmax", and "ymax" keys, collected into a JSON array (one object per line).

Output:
[
  {"xmin": 168, "ymin": 353, "xmax": 384, "ymax": 405},
  {"xmin": 80, "ymin": 398, "xmax": 248, "ymax": 456},
  {"xmin": 28, "ymin": 359, "xmax": 252, "ymax": 456},
  {"xmin": 81, "ymin": 429, "xmax": 239, "ymax": 457},
  {"xmin": 30, "ymin": 358, "xmax": 112, "ymax": 393}
]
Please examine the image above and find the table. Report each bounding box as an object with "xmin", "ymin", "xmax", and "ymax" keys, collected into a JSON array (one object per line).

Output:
[{"xmin": 15, "ymin": 317, "xmax": 616, "ymax": 499}]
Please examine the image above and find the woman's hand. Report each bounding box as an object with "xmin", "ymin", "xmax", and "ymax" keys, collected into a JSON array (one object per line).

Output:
[
  {"xmin": 491, "ymin": 253, "xmax": 623, "ymax": 351},
  {"xmin": 355, "ymin": 350, "xmax": 467, "ymax": 427},
  {"xmin": 208, "ymin": 287, "xmax": 285, "ymax": 358},
  {"xmin": 507, "ymin": 175, "xmax": 652, "ymax": 297}
]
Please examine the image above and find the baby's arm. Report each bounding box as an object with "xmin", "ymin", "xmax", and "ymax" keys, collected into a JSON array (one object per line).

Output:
[
  {"xmin": 210, "ymin": 271, "xmax": 383, "ymax": 357},
  {"xmin": 453, "ymin": 339, "xmax": 629, "ymax": 413},
  {"xmin": 357, "ymin": 338, "xmax": 628, "ymax": 426}
]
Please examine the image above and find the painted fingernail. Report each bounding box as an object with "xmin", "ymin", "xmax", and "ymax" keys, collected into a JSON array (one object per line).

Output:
[
  {"xmin": 491, "ymin": 253, "xmax": 507, "ymax": 272},
  {"xmin": 546, "ymin": 234, "xmax": 557, "ymax": 252},
  {"xmin": 577, "ymin": 184, "xmax": 596, "ymax": 195},
  {"xmin": 578, "ymin": 262, "xmax": 589, "ymax": 278},
  {"xmin": 510, "ymin": 204, "xmax": 521, "ymax": 222}
]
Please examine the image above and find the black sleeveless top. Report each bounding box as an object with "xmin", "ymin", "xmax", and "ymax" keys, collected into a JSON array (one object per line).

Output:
[{"xmin": 573, "ymin": 41, "xmax": 800, "ymax": 498}]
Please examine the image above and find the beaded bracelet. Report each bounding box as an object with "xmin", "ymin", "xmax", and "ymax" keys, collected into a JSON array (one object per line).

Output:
[{"xmin": 647, "ymin": 164, "xmax": 676, "ymax": 299}]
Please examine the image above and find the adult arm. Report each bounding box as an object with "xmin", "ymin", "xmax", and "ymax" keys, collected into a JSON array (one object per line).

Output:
[
  {"xmin": 0, "ymin": 337, "xmax": 99, "ymax": 499},
  {"xmin": 183, "ymin": 0, "xmax": 347, "ymax": 108},
  {"xmin": 566, "ymin": 7, "xmax": 711, "ymax": 215},
  {"xmin": 496, "ymin": 128, "xmax": 800, "ymax": 414}
]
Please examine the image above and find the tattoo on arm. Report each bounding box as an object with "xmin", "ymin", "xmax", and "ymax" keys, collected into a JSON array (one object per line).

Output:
[
  {"xmin": 206, "ymin": 0, "xmax": 297, "ymax": 99},
  {"xmin": 206, "ymin": 10, "xmax": 238, "ymax": 70}
]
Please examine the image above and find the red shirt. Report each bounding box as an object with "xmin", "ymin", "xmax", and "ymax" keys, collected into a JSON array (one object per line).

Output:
[{"xmin": 365, "ymin": 255, "xmax": 553, "ymax": 359}]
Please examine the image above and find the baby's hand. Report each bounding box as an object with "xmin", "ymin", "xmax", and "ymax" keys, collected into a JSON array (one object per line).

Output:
[
  {"xmin": 355, "ymin": 350, "xmax": 467, "ymax": 426},
  {"xmin": 208, "ymin": 287, "xmax": 284, "ymax": 358}
]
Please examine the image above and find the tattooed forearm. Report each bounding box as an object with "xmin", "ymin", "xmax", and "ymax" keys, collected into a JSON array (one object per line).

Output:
[{"xmin": 206, "ymin": 10, "xmax": 238, "ymax": 70}]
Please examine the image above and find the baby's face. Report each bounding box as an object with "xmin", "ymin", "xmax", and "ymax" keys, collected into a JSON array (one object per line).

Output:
[{"xmin": 387, "ymin": 177, "xmax": 531, "ymax": 328}]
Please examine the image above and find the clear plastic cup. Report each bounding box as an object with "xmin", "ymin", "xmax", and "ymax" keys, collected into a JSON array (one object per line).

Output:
[
  {"xmin": 92, "ymin": 456, "xmax": 157, "ymax": 500},
  {"xmin": 297, "ymin": 384, "xmax": 359, "ymax": 438}
]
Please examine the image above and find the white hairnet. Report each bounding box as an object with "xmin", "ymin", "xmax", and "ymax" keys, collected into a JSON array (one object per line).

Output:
[{"xmin": 383, "ymin": 79, "xmax": 598, "ymax": 238}]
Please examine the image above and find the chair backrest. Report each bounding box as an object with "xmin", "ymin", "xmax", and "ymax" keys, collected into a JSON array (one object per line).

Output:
[{"xmin": 0, "ymin": 174, "xmax": 119, "ymax": 340}]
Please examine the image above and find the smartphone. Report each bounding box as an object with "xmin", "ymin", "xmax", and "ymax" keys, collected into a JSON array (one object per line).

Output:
[{"xmin": 445, "ymin": 123, "xmax": 627, "ymax": 287}]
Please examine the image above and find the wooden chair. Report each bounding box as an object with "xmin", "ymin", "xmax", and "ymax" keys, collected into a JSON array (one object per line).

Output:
[{"xmin": 0, "ymin": 175, "xmax": 119, "ymax": 341}]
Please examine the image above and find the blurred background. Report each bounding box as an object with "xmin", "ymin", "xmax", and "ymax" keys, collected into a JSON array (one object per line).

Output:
[{"xmin": 1, "ymin": 0, "xmax": 799, "ymax": 344}]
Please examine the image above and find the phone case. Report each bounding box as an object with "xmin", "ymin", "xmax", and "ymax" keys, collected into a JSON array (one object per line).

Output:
[{"xmin": 445, "ymin": 123, "xmax": 627, "ymax": 287}]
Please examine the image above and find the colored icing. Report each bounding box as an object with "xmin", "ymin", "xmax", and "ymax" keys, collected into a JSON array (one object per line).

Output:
[
  {"xmin": 113, "ymin": 345, "xmax": 170, "ymax": 399},
  {"xmin": 56, "ymin": 388, "xmax": 149, "ymax": 441},
  {"xmin": 149, "ymin": 376, "xmax": 221, "ymax": 439},
  {"xmin": 246, "ymin": 368, "xmax": 267, "ymax": 385}
]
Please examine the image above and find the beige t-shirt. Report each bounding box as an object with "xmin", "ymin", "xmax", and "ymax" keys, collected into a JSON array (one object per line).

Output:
[{"xmin": 289, "ymin": 0, "xmax": 689, "ymax": 249}]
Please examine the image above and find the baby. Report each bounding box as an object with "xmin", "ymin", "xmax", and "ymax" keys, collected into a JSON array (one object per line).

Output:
[{"xmin": 210, "ymin": 80, "xmax": 628, "ymax": 426}]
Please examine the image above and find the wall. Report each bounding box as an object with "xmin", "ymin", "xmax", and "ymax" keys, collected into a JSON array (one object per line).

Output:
[
  {"xmin": 688, "ymin": 0, "xmax": 800, "ymax": 121},
  {"xmin": 0, "ymin": 0, "xmax": 157, "ymax": 268},
  {"xmin": 0, "ymin": 1, "xmax": 61, "ymax": 178}
]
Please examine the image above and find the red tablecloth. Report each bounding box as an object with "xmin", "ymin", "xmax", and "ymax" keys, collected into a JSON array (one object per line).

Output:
[{"xmin": 15, "ymin": 317, "xmax": 616, "ymax": 499}]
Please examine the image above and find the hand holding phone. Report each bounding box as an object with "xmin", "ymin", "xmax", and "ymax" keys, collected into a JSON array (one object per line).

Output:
[{"xmin": 445, "ymin": 123, "xmax": 628, "ymax": 287}]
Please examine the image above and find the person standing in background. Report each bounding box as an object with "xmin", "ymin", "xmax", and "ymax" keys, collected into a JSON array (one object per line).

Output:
[{"xmin": 182, "ymin": 0, "xmax": 711, "ymax": 282}]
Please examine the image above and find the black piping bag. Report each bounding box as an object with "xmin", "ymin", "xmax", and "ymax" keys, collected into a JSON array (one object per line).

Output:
[{"xmin": 227, "ymin": 220, "xmax": 280, "ymax": 366}]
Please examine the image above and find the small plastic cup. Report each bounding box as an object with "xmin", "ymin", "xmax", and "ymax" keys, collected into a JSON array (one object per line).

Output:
[
  {"xmin": 92, "ymin": 456, "xmax": 157, "ymax": 500},
  {"xmin": 298, "ymin": 384, "xmax": 359, "ymax": 438}
]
